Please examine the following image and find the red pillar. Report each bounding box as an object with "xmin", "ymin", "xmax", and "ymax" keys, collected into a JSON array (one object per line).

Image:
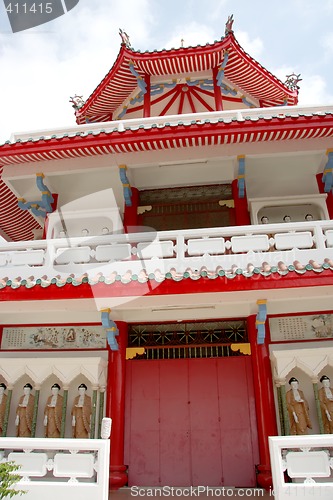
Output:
[
  {"xmin": 143, "ymin": 75, "xmax": 151, "ymax": 118},
  {"xmin": 232, "ymin": 179, "xmax": 251, "ymax": 226},
  {"xmin": 316, "ymin": 173, "xmax": 333, "ymax": 219},
  {"xmin": 106, "ymin": 321, "xmax": 128, "ymax": 489},
  {"xmin": 123, "ymin": 187, "xmax": 139, "ymax": 233},
  {"xmin": 212, "ymin": 67, "xmax": 223, "ymax": 111},
  {"xmin": 248, "ymin": 314, "xmax": 277, "ymax": 490}
]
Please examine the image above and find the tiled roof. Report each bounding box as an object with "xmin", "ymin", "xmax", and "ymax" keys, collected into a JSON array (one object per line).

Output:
[
  {"xmin": 1, "ymin": 258, "xmax": 332, "ymax": 290},
  {"xmin": 0, "ymin": 107, "xmax": 332, "ymax": 166},
  {"xmin": 75, "ymin": 33, "xmax": 298, "ymax": 124}
]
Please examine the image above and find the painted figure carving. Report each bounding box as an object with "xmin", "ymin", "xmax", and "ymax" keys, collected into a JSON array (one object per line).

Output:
[
  {"xmin": 0, "ymin": 383, "xmax": 8, "ymax": 436},
  {"xmin": 15, "ymin": 383, "xmax": 35, "ymax": 437},
  {"xmin": 286, "ymin": 377, "xmax": 312, "ymax": 435},
  {"xmin": 44, "ymin": 383, "xmax": 63, "ymax": 438},
  {"xmin": 71, "ymin": 383, "xmax": 92, "ymax": 438},
  {"xmin": 319, "ymin": 375, "xmax": 333, "ymax": 433}
]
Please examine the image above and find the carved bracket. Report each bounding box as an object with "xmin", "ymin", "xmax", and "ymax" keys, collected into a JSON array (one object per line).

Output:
[
  {"xmin": 129, "ymin": 62, "xmax": 147, "ymax": 94},
  {"xmin": 216, "ymin": 51, "xmax": 229, "ymax": 87},
  {"xmin": 101, "ymin": 308, "xmax": 119, "ymax": 351},
  {"xmin": 237, "ymin": 155, "xmax": 246, "ymax": 199},
  {"xmin": 119, "ymin": 165, "xmax": 132, "ymax": 207},
  {"xmin": 18, "ymin": 173, "xmax": 54, "ymax": 218},
  {"xmin": 256, "ymin": 299, "xmax": 267, "ymax": 344}
]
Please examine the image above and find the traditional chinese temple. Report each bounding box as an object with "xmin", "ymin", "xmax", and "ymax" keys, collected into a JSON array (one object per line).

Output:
[{"xmin": 1, "ymin": 16, "xmax": 333, "ymax": 490}]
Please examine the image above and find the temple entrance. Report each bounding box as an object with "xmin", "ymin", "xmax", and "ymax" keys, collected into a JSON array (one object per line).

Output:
[
  {"xmin": 124, "ymin": 356, "xmax": 259, "ymax": 487},
  {"xmin": 138, "ymin": 184, "xmax": 235, "ymax": 231}
]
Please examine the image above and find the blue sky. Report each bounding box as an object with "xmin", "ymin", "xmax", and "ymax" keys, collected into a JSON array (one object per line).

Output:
[{"xmin": 0, "ymin": 0, "xmax": 333, "ymax": 144}]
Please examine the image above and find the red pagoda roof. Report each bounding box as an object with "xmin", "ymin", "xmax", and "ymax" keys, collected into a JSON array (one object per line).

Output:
[
  {"xmin": 75, "ymin": 32, "xmax": 298, "ymax": 125},
  {"xmin": 1, "ymin": 107, "xmax": 332, "ymax": 167}
]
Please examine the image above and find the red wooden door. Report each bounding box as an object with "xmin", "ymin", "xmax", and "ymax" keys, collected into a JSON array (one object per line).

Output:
[{"xmin": 124, "ymin": 356, "xmax": 259, "ymax": 486}]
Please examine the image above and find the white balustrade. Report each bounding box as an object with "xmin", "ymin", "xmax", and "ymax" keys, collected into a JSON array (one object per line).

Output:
[
  {"xmin": 95, "ymin": 243, "xmax": 132, "ymax": 262},
  {"xmin": 187, "ymin": 237, "xmax": 225, "ymax": 256},
  {"xmin": 231, "ymin": 234, "xmax": 269, "ymax": 253},
  {"xmin": 325, "ymin": 230, "xmax": 333, "ymax": 247},
  {"xmin": 269, "ymin": 435, "xmax": 333, "ymax": 500},
  {"xmin": 0, "ymin": 221, "xmax": 333, "ymax": 282},
  {"xmin": 274, "ymin": 231, "xmax": 313, "ymax": 250},
  {"xmin": 0, "ymin": 436, "xmax": 110, "ymax": 500},
  {"xmin": 11, "ymin": 249, "xmax": 45, "ymax": 266},
  {"xmin": 55, "ymin": 246, "xmax": 91, "ymax": 265}
]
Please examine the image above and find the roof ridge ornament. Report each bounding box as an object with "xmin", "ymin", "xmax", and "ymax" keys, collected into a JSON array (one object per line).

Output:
[
  {"xmin": 119, "ymin": 28, "xmax": 131, "ymax": 48},
  {"xmin": 225, "ymin": 14, "xmax": 234, "ymax": 36},
  {"xmin": 284, "ymin": 73, "xmax": 302, "ymax": 92},
  {"xmin": 69, "ymin": 95, "xmax": 85, "ymax": 111}
]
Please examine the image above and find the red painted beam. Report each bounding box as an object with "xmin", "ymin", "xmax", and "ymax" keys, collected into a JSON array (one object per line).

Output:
[
  {"xmin": 1, "ymin": 114, "xmax": 332, "ymax": 163},
  {"xmin": 1, "ymin": 270, "xmax": 333, "ymax": 301}
]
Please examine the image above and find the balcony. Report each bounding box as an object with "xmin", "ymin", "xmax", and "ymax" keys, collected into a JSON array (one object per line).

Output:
[{"xmin": 0, "ymin": 220, "xmax": 333, "ymax": 288}]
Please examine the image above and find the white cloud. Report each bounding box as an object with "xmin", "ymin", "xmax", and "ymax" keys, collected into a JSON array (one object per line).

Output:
[
  {"xmin": 233, "ymin": 30, "xmax": 263, "ymax": 60},
  {"xmin": 273, "ymin": 65, "xmax": 333, "ymax": 106},
  {"xmin": 298, "ymin": 74, "xmax": 333, "ymax": 106},
  {"xmin": 0, "ymin": 0, "xmax": 154, "ymax": 144},
  {"xmin": 207, "ymin": 0, "xmax": 230, "ymax": 22},
  {"xmin": 321, "ymin": 32, "xmax": 333, "ymax": 58},
  {"xmin": 163, "ymin": 21, "xmax": 219, "ymax": 50}
]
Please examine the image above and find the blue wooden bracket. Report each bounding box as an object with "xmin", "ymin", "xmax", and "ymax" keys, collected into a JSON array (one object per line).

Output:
[
  {"xmin": 18, "ymin": 173, "xmax": 54, "ymax": 218},
  {"xmin": 129, "ymin": 62, "xmax": 147, "ymax": 94},
  {"xmin": 322, "ymin": 150, "xmax": 333, "ymax": 193},
  {"xmin": 220, "ymin": 83, "xmax": 237, "ymax": 96},
  {"xmin": 119, "ymin": 165, "xmax": 132, "ymax": 207},
  {"xmin": 186, "ymin": 78, "xmax": 214, "ymax": 91},
  {"xmin": 241, "ymin": 95, "xmax": 255, "ymax": 108},
  {"xmin": 151, "ymin": 81, "xmax": 177, "ymax": 96},
  {"xmin": 101, "ymin": 309, "xmax": 119, "ymax": 351},
  {"xmin": 256, "ymin": 299, "xmax": 267, "ymax": 345},
  {"xmin": 237, "ymin": 155, "xmax": 246, "ymax": 199},
  {"xmin": 216, "ymin": 51, "xmax": 229, "ymax": 87},
  {"xmin": 117, "ymin": 106, "xmax": 128, "ymax": 119}
]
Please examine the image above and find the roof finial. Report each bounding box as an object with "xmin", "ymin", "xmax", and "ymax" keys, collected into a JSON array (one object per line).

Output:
[
  {"xmin": 119, "ymin": 28, "xmax": 131, "ymax": 48},
  {"xmin": 69, "ymin": 95, "xmax": 85, "ymax": 111},
  {"xmin": 225, "ymin": 14, "xmax": 234, "ymax": 35},
  {"xmin": 284, "ymin": 73, "xmax": 302, "ymax": 91},
  {"xmin": 181, "ymin": 38, "xmax": 184, "ymax": 48}
]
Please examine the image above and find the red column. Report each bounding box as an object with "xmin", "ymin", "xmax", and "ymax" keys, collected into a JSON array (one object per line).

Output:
[
  {"xmin": 248, "ymin": 314, "xmax": 277, "ymax": 490},
  {"xmin": 212, "ymin": 67, "xmax": 223, "ymax": 111},
  {"xmin": 316, "ymin": 173, "xmax": 333, "ymax": 219},
  {"xmin": 106, "ymin": 321, "xmax": 128, "ymax": 489},
  {"xmin": 232, "ymin": 179, "xmax": 251, "ymax": 226},
  {"xmin": 143, "ymin": 75, "xmax": 151, "ymax": 118},
  {"xmin": 123, "ymin": 187, "xmax": 139, "ymax": 233}
]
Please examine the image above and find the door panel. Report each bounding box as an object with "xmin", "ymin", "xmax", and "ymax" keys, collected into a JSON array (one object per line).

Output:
[
  {"xmin": 125, "ymin": 360, "xmax": 160, "ymax": 485},
  {"xmin": 159, "ymin": 360, "xmax": 191, "ymax": 486},
  {"xmin": 125, "ymin": 356, "xmax": 258, "ymax": 487},
  {"xmin": 217, "ymin": 357, "xmax": 258, "ymax": 486},
  {"xmin": 189, "ymin": 359, "xmax": 223, "ymax": 486}
]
